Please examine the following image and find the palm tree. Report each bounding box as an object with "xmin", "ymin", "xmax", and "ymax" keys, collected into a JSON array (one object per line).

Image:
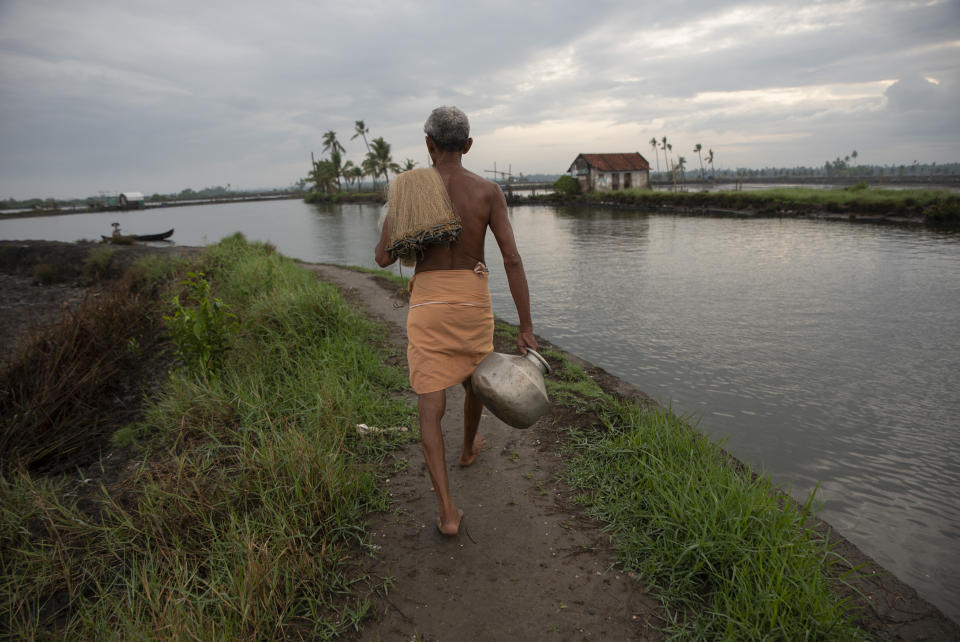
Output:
[
  {"xmin": 308, "ymin": 159, "xmax": 337, "ymax": 193},
  {"xmin": 362, "ymin": 155, "xmax": 379, "ymax": 190},
  {"xmin": 400, "ymin": 158, "xmax": 418, "ymax": 172},
  {"xmin": 666, "ymin": 143, "xmax": 674, "ymax": 190},
  {"xmin": 660, "ymin": 136, "xmax": 669, "ymax": 180},
  {"xmin": 322, "ymin": 130, "xmax": 345, "ymax": 156},
  {"xmin": 348, "ymin": 165, "xmax": 365, "ymax": 191},
  {"xmin": 707, "ymin": 149, "xmax": 715, "ymax": 178},
  {"xmin": 676, "ymin": 156, "xmax": 687, "ymax": 185},
  {"xmin": 341, "ymin": 160, "xmax": 356, "ymax": 190},
  {"xmin": 694, "ymin": 143, "xmax": 704, "ymax": 180},
  {"xmin": 649, "ymin": 137, "xmax": 660, "ymax": 175},
  {"xmin": 351, "ymin": 120, "xmax": 371, "ymax": 152},
  {"xmin": 330, "ymin": 148, "xmax": 344, "ymax": 191},
  {"xmin": 368, "ymin": 137, "xmax": 400, "ymax": 188}
]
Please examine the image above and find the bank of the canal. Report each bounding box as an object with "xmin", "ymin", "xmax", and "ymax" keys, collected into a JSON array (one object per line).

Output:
[
  {"xmin": 523, "ymin": 185, "xmax": 960, "ymax": 227},
  {"xmin": 2, "ymin": 240, "xmax": 957, "ymax": 639}
]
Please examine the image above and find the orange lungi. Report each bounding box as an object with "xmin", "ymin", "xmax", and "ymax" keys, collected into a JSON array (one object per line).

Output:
[{"xmin": 406, "ymin": 269, "xmax": 494, "ymax": 394}]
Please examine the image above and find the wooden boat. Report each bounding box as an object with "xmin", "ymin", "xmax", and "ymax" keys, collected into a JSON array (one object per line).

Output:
[{"xmin": 101, "ymin": 228, "xmax": 174, "ymax": 242}]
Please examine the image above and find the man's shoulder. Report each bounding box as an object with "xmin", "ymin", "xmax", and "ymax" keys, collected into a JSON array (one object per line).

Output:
[{"xmin": 457, "ymin": 168, "xmax": 501, "ymax": 194}]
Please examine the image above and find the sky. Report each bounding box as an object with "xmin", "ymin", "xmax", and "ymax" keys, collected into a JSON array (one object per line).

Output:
[{"xmin": 1, "ymin": 0, "xmax": 958, "ymax": 200}]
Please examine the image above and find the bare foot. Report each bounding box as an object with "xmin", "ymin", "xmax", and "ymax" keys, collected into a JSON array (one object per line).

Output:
[
  {"xmin": 436, "ymin": 509, "xmax": 464, "ymax": 536},
  {"xmin": 459, "ymin": 434, "xmax": 486, "ymax": 467}
]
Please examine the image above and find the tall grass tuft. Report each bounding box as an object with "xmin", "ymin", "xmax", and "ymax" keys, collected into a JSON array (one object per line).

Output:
[
  {"xmin": 555, "ymin": 360, "xmax": 861, "ymax": 639},
  {"xmin": 0, "ymin": 257, "xmax": 179, "ymax": 473},
  {"xmin": 1, "ymin": 234, "xmax": 416, "ymax": 638}
]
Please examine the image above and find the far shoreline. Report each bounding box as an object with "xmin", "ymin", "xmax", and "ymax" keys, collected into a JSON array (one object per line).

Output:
[{"xmin": 4, "ymin": 182, "xmax": 958, "ymax": 228}]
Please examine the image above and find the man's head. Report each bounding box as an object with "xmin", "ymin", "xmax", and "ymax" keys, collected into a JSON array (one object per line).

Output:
[{"xmin": 424, "ymin": 106, "xmax": 470, "ymax": 152}]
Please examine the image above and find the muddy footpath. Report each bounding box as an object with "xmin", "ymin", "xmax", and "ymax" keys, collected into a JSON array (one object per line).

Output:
[{"xmin": 1, "ymin": 241, "xmax": 957, "ymax": 640}]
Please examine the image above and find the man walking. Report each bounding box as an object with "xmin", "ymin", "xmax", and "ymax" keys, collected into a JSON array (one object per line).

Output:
[{"xmin": 375, "ymin": 106, "xmax": 537, "ymax": 535}]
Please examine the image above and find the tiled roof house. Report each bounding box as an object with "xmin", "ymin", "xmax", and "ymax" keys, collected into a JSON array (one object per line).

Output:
[{"xmin": 567, "ymin": 153, "xmax": 651, "ymax": 192}]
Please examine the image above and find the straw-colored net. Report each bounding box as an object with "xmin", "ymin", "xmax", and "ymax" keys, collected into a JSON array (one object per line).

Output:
[{"xmin": 386, "ymin": 168, "xmax": 461, "ymax": 266}]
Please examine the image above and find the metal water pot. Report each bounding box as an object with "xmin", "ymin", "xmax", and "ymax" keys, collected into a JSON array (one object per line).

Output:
[{"xmin": 470, "ymin": 349, "xmax": 552, "ymax": 429}]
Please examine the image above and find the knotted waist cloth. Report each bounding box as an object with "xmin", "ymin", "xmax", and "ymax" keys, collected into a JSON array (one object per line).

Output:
[{"xmin": 406, "ymin": 269, "xmax": 494, "ymax": 394}]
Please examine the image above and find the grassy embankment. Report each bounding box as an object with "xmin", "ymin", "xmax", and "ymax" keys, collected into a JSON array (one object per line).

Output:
[
  {"xmin": 3, "ymin": 235, "xmax": 863, "ymax": 638},
  {"xmin": 496, "ymin": 321, "xmax": 865, "ymax": 640},
  {"xmin": 1, "ymin": 234, "xmax": 416, "ymax": 638},
  {"xmin": 533, "ymin": 184, "xmax": 960, "ymax": 225}
]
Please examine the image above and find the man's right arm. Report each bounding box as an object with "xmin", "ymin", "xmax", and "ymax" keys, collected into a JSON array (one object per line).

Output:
[
  {"xmin": 488, "ymin": 185, "xmax": 537, "ymax": 353},
  {"xmin": 375, "ymin": 216, "xmax": 396, "ymax": 267}
]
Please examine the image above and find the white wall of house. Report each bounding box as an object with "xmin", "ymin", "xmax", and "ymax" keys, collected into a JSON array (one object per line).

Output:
[{"xmin": 588, "ymin": 169, "xmax": 649, "ymax": 192}]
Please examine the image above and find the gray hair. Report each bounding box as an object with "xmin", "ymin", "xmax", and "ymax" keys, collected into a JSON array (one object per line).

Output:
[{"xmin": 424, "ymin": 106, "xmax": 470, "ymax": 152}]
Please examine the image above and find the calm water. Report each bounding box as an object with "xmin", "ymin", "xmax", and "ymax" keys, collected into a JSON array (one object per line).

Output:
[{"xmin": 3, "ymin": 200, "xmax": 959, "ymax": 622}]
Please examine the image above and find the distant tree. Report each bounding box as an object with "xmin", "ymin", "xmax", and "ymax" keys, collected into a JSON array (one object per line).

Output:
[
  {"xmin": 694, "ymin": 143, "xmax": 704, "ymax": 180},
  {"xmin": 322, "ymin": 130, "xmax": 345, "ymax": 156},
  {"xmin": 362, "ymin": 155, "xmax": 379, "ymax": 189},
  {"xmin": 706, "ymin": 148, "xmax": 715, "ymax": 177},
  {"xmin": 660, "ymin": 136, "xmax": 669, "ymax": 180},
  {"xmin": 351, "ymin": 120, "xmax": 371, "ymax": 152},
  {"xmin": 347, "ymin": 165, "xmax": 365, "ymax": 191},
  {"xmin": 400, "ymin": 158, "xmax": 418, "ymax": 172},
  {"xmin": 649, "ymin": 137, "xmax": 660, "ymax": 174},
  {"xmin": 330, "ymin": 148, "xmax": 344, "ymax": 191},
  {"xmin": 342, "ymin": 160, "xmax": 356, "ymax": 190},
  {"xmin": 308, "ymin": 159, "xmax": 337, "ymax": 193},
  {"xmin": 666, "ymin": 143, "xmax": 674, "ymax": 189},
  {"xmin": 367, "ymin": 137, "xmax": 400, "ymax": 188},
  {"xmin": 676, "ymin": 156, "xmax": 687, "ymax": 184}
]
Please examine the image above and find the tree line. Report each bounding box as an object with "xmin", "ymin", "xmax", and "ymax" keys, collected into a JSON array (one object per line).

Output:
[
  {"xmin": 643, "ymin": 139, "xmax": 960, "ymax": 185},
  {"xmin": 307, "ymin": 122, "xmax": 418, "ymax": 194},
  {"xmin": 647, "ymin": 136, "xmax": 715, "ymax": 188}
]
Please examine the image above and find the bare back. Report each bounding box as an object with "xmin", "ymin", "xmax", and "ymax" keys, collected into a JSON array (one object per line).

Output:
[{"xmin": 414, "ymin": 165, "xmax": 504, "ymax": 273}]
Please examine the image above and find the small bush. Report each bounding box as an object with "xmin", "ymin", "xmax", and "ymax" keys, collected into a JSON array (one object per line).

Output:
[
  {"xmin": 554, "ymin": 175, "xmax": 581, "ymax": 196},
  {"xmin": 163, "ymin": 271, "xmax": 238, "ymax": 374},
  {"xmin": 82, "ymin": 247, "xmax": 115, "ymax": 283},
  {"xmin": 32, "ymin": 263, "xmax": 59, "ymax": 285}
]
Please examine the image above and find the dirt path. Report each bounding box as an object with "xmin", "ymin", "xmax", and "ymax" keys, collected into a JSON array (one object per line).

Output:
[{"xmin": 305, "ymin": 264, "xmax": 663, "ymax": 641}]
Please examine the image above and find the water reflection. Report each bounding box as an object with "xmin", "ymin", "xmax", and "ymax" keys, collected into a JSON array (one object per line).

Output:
[{"xmin": 2, "ymin": 200, "xmax": 959, "ymax": 621}]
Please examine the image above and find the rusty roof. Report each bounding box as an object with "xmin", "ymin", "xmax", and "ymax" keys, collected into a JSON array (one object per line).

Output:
[{"xmin": 575, "ymin": 153, "xmax": 650, "ymax": 172}]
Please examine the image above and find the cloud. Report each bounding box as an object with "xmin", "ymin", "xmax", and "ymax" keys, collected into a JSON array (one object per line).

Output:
[{"xmin": 0, "ymin": 0, "xmax": 957, "ymax": 198}]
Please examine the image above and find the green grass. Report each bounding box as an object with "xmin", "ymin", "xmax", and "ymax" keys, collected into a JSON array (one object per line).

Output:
[
  {"xmin": 1, "ymin": 233, "xmax": 417, "ymax": 639},
  {"xmin": 344, "ymin": 265, "xmax": 411, "ymax": 289},
  {"xmin": 548, "ymin": 354, "xmax": 862, "ymax": 640},
  {"xmin": 82, "ymin": 246, "xmax": 116, "ymax": 283}
]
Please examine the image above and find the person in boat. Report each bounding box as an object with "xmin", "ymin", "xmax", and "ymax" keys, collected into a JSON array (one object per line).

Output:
[
  {"xmin": 375, "ymin": 105, "xmax": 537, "ymax": 536},
  {"xmin": 111, "ymin": 222, "xmax": 122, "ymax": 238}
]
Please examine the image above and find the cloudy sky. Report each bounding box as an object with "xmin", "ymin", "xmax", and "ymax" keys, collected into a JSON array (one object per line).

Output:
[{"xmin": 1, "ymin": 0, "xmax": 957, "ymax": 199}]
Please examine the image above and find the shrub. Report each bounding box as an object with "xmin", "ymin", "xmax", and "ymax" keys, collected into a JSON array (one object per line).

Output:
[
  {"xmin": 554, "ymin": 175, "xmax": 581, "ymax": 196},
  {"xmin": 163, "ymin": 271, "xmax": 238, "ymax": 374},
  {"xmin": 32, "ymin": 263, "xmax": 59, "ymax": 285},
  {"xmin": 82, "ymin": 247, "xmax": 115, "ymax": 283}
]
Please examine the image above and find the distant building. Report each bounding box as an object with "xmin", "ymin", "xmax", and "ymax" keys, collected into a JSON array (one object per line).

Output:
[
  {"xmin": 119, "ymin": 192, "xmax": 145, "ymax": 209},
  {"xmin": 567, "ymin": 153, "xmax": 651, "ymax": 193},
  {"xmin": 95, "ymin": 191, "xmax": 145, "ymax": 210}
]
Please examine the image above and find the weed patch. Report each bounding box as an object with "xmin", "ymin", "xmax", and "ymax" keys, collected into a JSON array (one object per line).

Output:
[
  {"xmin": 1, "ymin": 235, "xmax": 416, "ymax": 638},
  {"xmin": 557, "ymin": 395, "xmax": 861, "ymax": 639}
]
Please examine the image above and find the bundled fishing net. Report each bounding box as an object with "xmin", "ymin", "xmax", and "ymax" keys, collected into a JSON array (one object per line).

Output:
[{"xmin": 385, "ymin": 168, "xmax": 461, "ymax": 266}]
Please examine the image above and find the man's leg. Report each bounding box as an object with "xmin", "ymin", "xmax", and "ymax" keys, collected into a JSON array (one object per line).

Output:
[
  {"xmin": 459, "ymin": 379, "xmax": 486, "ymax": 467},
  {"xmin": 419, "ymin": 389, "xmax": 462, "ymax": 534}
]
